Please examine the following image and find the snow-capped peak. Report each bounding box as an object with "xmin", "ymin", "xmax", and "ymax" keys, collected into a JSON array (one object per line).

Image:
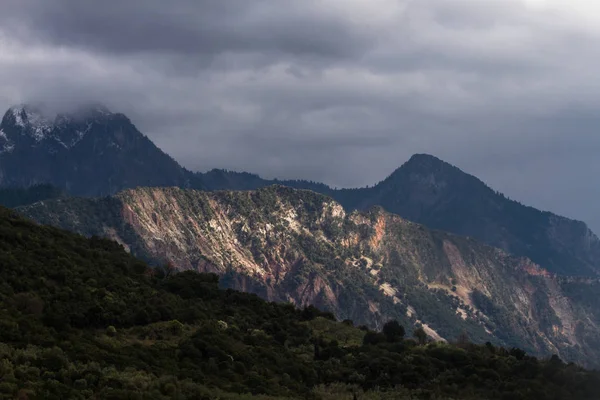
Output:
[
  {"xmin": 7, "ymin": 104, "xmax": 54, "ymax": 141},
  {"xmin": 1, "ymin": 102, "xmax": 116, "ymax": 149}
]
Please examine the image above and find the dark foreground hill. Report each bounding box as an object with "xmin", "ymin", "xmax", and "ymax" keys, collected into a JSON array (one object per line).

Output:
[{"xmin": 2, "ymin": 208, "xmax": 600, "ymax": 399}]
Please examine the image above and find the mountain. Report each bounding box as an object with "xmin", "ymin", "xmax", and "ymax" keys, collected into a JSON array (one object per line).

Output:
[
  {"xmin": 0, "ymin": 104, "xmax": 199, "ymax": 196},
  {"xmin": 199, "ymin": 155, "xmax": 600, "ymax": 278},
  {"xmin": 333, "ymin": 154, "xmax": 600, "ymax": 277},
  {"xmin": 3, "ymin": 206, "xmax": 599, "ymax": 399},
  {"xmin": 19, "ymin": 186, "xmax": 600, "ymax": 368},
  {"xmin": 2, "ymin": 104, "xmax": 597, "ymax": 277}
]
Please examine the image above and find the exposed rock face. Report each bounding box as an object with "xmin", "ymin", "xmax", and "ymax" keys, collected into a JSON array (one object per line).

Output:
[
  {"xmin": 0, "ymin": 104, "xmax": 198, "ymax": 196},
  {"xmin": 19, "ymin": 186, "xmax": 600, "ymax": 368},
  {"xmin": 201, "ymin": 154, "xmax": 600, "ymax": 277}
]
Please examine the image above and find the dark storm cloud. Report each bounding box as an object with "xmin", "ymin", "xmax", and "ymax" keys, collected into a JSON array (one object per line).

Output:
[
  {"xmin": 1, "ymin": 0, "xmax": 600, "ymax": 232},
  {"xmin": 2, "ymin": 0, "xmax": 374, "ymax": 60}
]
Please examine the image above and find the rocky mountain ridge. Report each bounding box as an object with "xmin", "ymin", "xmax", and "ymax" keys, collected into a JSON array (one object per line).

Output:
[
  {"xmin": 199, "ymin": 155, "xmax": 600, "ymax": 278},
  {"xmin": 19, "ymin": 185, "xmax": 600, "ymax": 368}
]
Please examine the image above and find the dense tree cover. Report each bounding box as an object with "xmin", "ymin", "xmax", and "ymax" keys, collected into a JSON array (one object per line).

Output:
[{"xmin": 0, "ymin": 207, "xmax": 598, "ymax": 399}]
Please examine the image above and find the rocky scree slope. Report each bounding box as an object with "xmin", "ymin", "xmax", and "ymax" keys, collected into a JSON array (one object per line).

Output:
[
  {"xmin": 19, "ymin": 186, "xmax": 600, "ymax": 368},
  {"xmin": 0, "ymin": 104, "xmax": 199, "ymax": 196}
]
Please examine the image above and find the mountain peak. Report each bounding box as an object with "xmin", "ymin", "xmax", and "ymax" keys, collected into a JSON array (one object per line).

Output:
[
  {"xmin": 2, "ymin": 104, "xmax": 54, "ymax": 141},
  {"xmin": 68, "ymin": 102, "xmax": 114, "ymax": 119},
  {"xmin": 2, "ymin": 102, "xmax": 114, "ymax": 124},
  {"xmin": 407, "ymin": 153, "xmax": 443, "ymax": 163},
  {"xmin": 0, "ymin": 102, "xmax": 196, "ymax": 196},
  {"xmin": 379, "ymin": 154, "xmax": 464, "ymax": 188},
  {"xmin": 403, "ymin": 153, "xmax": 454, "ymax": 172},
  {"xmin": 0, "ymin": 102, "xmax": 123, "ymax": 148}
]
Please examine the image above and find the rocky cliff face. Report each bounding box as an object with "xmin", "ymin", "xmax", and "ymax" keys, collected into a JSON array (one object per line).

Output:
[
  {"xmin": 0, "ymin": 104, "xmax": 199, "ymax": 196},
  {"xmin": 19, "ymin": 186, "xmax": 600, "ymax": 368},
  {"xmin": 201, "ymin": 155, "xmax": 600, "ymax": 278}
]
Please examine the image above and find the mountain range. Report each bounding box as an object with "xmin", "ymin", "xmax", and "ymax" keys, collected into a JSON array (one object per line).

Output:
[
  {"xmin": 3, "ymin": 103, "xmax": 600, "ymax": 368},
  {"xmin": 2, "ymin": 104, "xmax": 598, "ymax": 278}
]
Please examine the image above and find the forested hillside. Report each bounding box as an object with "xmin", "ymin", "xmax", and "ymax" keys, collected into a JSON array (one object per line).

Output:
[{"xmin": 3, "ymin": 205, "xmax": 599, "ymax": 399}]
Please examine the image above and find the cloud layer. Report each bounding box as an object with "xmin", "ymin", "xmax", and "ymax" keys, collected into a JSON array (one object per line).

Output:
[{"xmin": 1, "ymin": 0, "xmax": 600, "ymax": 231}]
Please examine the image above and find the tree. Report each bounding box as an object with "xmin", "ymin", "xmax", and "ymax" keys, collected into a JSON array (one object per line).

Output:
[
  {"xmin": 413, "ymin": 327, "xmax": 427, "ymax": 345},
  {"xmin": 362, "ymin": 331, "xmax": 386, "ymax": 346},
  {"xmin": 510, "ymin": 347, "xmax": 526, "ymax": 360},
  {"xmin": 382, "ymin": 320, "xmax": 405, "ymax": 342}
]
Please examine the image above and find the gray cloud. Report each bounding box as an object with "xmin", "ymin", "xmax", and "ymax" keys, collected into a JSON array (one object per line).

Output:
[
  {"xmin": 1, "ymin": 0, "xmax": 600, "ymax": 232},
  {"xmin": 2, "ymin": 0, "xmax": 375, "ymax": 60}
]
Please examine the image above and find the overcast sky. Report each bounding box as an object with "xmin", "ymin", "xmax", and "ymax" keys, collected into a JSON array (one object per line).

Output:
[{"xmin": 1, "ymin": 0, "xmax": 600, "ymax": 232}]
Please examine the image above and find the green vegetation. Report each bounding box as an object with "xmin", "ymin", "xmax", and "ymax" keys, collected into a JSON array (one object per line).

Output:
[{"xmin": 0, "ymin": 207, "xmax": 598, "ymax": 399}]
